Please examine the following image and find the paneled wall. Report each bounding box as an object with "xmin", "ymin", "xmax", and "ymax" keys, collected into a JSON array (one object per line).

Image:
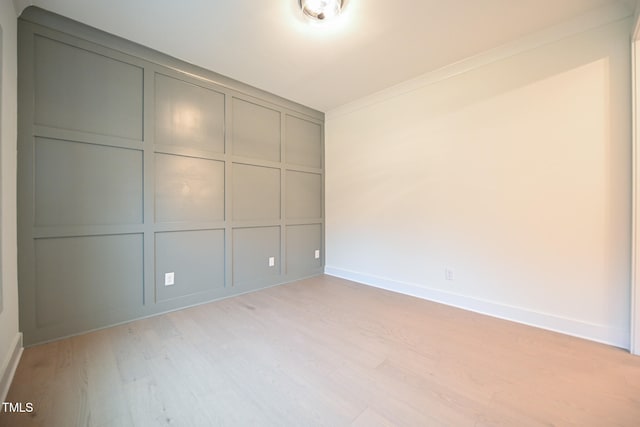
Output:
[{"xmin": 17, "ymin": 8, "xmax": 324, "ymax": 345}]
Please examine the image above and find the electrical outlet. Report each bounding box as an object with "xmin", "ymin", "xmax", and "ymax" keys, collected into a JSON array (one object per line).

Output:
[
  {"xmin": 164, "ymin": 272, "xmax": 175, "ymax": 286},
  {"xmin": 445, "ymin": 268, "xmax": 454, "ymax": 281},
  {"xmin": 268, "ymin": 256, "xmax": 275, "ymax": 267},
  {"xmin": 314, "ymin": 249, "xmax": 320, "ymax": 259}
]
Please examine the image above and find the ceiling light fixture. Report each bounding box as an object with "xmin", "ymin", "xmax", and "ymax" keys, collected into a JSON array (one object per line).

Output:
[{"xmin": 300, "ymin": 0, "xmax": 344, "ymax": 21}]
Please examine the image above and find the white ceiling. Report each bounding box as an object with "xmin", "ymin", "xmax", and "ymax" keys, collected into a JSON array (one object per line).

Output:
[{"xmin": 14, "ymin": 0, "xmax": 637, "ymax": 112}]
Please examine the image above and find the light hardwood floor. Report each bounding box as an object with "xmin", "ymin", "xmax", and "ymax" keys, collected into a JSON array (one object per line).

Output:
[{"xmin": 2, "ymin": 275, "xmax": 640, "ymax": 426}]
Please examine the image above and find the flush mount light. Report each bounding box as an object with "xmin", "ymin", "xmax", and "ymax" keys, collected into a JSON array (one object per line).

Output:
[{"xmin": 300, "ymin": 0, "xmax": 344, "ymax": 21}]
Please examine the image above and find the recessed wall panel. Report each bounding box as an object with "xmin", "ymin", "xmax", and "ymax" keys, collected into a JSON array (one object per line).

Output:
[
  {"xmin": 34, "ymin": 234, "xmax": 143, "ymax": 327},
  {"xmin": 286, "ymin": 224, "xmax": 322, "ymax": 276},
  {"xmin": 155, "ymin": 74, "xmax": 225, "ymax": 153},
  {"xmin": 155, "ymin": 154, "xmax": 225, "ymax": 223},
  {"xmin": 233, "ymin": 164, "xmax": 280, "ymax": 220},
  {"xmin": 35, "ymin": 138, "xmax": 143, "ymax": 226},
  {"xmin": 155, "ymin": 230, "xmax": 225, "ymax": 302},
  {"xmin": 286, "ymin": 115, "xmax": 322, "ymax": 168},
  {"xmin": 34, "ymin": 36, "xmax": 143, "ymax": 140},
  {"xmin": 19, "ymin": 8, "xmax": 324, "ymax": 345},
  {"xmin": 233, "ymin": 227, "xmax": 280, "ymax": 286},
  {"xmin": 286, "ymin": 170, "xmax": 322, "ymax": 219},
  {"xmin": 232, "ymin": 98, "xmax": 280, "ymax": 162}
]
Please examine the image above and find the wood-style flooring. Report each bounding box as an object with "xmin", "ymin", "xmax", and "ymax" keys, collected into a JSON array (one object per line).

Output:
[{"xmin": 2, "ymin": 275, "xmax": 640, "ymax": 426}]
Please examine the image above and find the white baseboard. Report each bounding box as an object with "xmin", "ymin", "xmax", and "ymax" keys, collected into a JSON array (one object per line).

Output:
[
  {"xmin": 0, "ymin": 333, "xmax": 23, "ymax": 402},
  {"xmin": 325, "ymin": 266, "xmax": 629, "ymax": 349}
]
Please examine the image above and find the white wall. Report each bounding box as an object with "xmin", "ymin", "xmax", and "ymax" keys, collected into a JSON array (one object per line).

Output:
[
  {"xmin": 326, "ymin": 18, "xmax": 632, "ymax": 348},
  {"xmin": 632, "ymin": 14, "xmax": 640, "ymax": 355},
  {"xmin": 0, "ymin": 0, "xmax": 21, "ymax": 401}
]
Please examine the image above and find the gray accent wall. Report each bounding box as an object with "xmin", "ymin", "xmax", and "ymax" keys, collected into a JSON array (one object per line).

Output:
[{"xmin": 17, "ymin": 7, "xmax": 324, "ymax": 345}]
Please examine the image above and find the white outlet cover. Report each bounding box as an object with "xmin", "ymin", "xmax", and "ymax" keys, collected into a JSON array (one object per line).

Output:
[
  {"xmin": 165, "ymin": 272, "xmax": 175, "ymax": 286},
  {"xmin": 314, "ymin": 249, "xmax": 320, "ymax": 259},
  {"xmin": 445, "ymin": 269, "xmax": 454, "ymax": 281},
  {"xmin": 268, "ymin": 257, "xmax": 275, "ymax": 267}
]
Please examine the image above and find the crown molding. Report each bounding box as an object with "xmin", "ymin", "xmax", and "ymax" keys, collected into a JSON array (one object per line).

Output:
[
  {"xmin": 13, "ymin": 0, "xmax": 33, "ymax": 16},
  {"xmin": 327, "ymin": 2, "xmax": 633, "ymax": 119}
]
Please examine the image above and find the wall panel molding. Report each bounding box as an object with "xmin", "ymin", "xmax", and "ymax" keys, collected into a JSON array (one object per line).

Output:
[{"xmin": 18, "ymin": 7, "xmax": 324, "ymax": 345}]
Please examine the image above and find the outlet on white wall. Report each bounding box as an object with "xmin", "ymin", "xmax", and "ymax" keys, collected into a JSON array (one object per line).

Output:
[
  {"xmin": 445, "ymin": 268, "xmax": 454, "ymax": 281},
  {"xmin": 314, "ymin": 249, "xmax": 320, "ymax": 259},
  {"xmin": 268, "ymin": 257, "xmax": 275, "ymax": 267},
  {"xmin": 165, "ymin": 272, "xmax": 175, "ymax": 286}
]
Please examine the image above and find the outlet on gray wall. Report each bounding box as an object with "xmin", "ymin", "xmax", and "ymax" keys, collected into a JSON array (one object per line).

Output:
[{"xmin": 16, "ymin": 7, "xmax": 325, "ymax": 345}]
